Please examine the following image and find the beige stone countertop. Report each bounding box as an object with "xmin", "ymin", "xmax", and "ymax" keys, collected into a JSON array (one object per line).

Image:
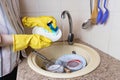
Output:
[{"xmin": 17, "ymin": 40, "xmax": 120, "ymax": 80}]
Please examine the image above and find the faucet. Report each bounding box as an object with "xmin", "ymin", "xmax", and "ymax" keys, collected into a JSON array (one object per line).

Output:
[{"xmin": 61, "ymin": 10, "xmax": 74, "ymax": 45}]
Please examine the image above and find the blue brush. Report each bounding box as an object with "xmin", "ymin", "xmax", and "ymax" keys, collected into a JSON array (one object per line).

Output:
[
  {"xmin": 101, "ymin": 0, "xmax": 109, "ymax": 24},
  {"xmin": 96, "ymin": 0, "xmax": 103, "ymax": 24}
]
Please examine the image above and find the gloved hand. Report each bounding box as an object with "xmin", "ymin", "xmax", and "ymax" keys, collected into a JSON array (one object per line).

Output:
[
  {"xmin": 13, "ymin": 34, "xmax": 52, "ymax": 52},
  {"xmin": 22, "ymin": 16, "xmax": 57, "ymax": 32},
  {"xmin": 12, "ymin": 16, "xmax": 61, "ymax": 52}
]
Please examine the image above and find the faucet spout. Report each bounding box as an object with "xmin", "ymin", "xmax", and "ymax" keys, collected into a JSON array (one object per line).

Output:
[{"xmin": 61, "ymin": 10, "xmax": 74, "ymax": 45}]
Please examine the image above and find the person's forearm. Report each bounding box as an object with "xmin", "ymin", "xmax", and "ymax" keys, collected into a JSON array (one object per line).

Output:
[{"xmin": 0, "ymin": 34, "xmax": 13, "ymax": 46}]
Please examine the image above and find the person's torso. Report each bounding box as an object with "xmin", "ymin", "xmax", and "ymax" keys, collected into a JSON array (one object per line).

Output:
[{"xmin": 0, "ymin": 0, "xmax": 24, "ymax": 77}]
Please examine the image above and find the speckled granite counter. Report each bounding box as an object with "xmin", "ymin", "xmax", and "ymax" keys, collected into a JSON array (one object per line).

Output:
[{"xmin": 17, "ymin": 40, "xmax": 120, "ymax": 80}]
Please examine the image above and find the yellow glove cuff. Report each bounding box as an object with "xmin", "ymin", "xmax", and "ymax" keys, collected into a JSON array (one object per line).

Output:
[{"xmin": 13, "ymin": 34, "xmax": 52, "ymax": 52}]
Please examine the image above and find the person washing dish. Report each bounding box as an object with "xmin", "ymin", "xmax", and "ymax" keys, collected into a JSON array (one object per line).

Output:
[
  {"xmin": 0, "ymin": 16, "xmax": 62, "ymax": 51},
  {"xmin": 0, "ymin": 0, "xmax": 61, "ymax": 80}
]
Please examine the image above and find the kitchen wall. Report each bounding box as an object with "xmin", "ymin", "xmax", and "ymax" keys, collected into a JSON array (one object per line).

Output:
[{"xmin": 20, "ymin": 0, "xmax": 120, "ymax": 60}]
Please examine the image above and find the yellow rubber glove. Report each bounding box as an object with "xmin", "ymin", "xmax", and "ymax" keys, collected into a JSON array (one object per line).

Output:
[
  {"xmin": 13, "ymin": 34, "xmax": 52, "ymax": 52},
  {"xmin": 22, "ymin": 16, "xmax": 57, "ymax": 32}
]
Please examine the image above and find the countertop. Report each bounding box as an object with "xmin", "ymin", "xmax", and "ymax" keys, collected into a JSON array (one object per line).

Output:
[{"xmin": 17, "ymin": 40, "xmax": 120, "ymax": 80}]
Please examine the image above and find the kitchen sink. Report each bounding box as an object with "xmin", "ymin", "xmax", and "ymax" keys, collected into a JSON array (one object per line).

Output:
[{"xmin": 27, "ymin": 42, "xmax": 100, "ymax": 78}]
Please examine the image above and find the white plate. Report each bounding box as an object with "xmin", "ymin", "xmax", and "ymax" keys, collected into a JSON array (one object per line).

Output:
[{"xmin": 55, "ymin": 54, "xmax": 87, "ymax": 71}]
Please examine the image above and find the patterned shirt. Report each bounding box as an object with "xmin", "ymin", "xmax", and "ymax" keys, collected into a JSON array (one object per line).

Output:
[{"xmin": 0, "ymin": 0, "xmax": 24, "ymax": 77}]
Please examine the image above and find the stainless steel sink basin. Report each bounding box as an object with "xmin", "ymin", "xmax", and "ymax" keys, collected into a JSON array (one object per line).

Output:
[{"xmin": 28, "ymin": 42, "xmax": 100, "ymax": 78}]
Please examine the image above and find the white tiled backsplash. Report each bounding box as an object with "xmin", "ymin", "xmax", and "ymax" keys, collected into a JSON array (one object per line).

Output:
[{"xmin": 20, "ymin": 0, "xmax": 120, "ymax": 60}]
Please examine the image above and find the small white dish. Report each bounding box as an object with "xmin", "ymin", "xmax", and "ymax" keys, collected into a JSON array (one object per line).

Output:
[{"xmin": 46, "ymin": 64, "xmax": 64, "ymax": 73}]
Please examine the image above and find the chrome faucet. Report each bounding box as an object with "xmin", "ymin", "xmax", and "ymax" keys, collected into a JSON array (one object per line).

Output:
[{"xmin": 61, "ymin": 10, "xmax": 74, "ymax": 45}]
